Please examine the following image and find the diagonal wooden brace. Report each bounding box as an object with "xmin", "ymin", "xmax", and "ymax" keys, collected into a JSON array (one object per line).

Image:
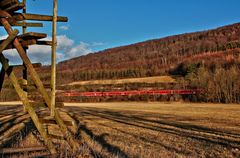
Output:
[
  {"xmin": 0, "ymin": 29, "xmax": 19, "ymax": 52},
  {"xmin": 0, "ymin": 67, "xmax": 5, "ymax": 92},
  {"xmin": 0, "ymin": 32, "xmax": 57, "ymax": 154},
  {"xmin": 0, "ymin": 29, "xmax": 18, "ymax": 93},
  {"xmin": 0, "ymin": 17, "xmax": 79, "ymax": 151}
]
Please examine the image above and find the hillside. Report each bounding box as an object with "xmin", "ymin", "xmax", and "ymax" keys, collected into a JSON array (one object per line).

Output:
[
  {"xmin": 2, "ymin": 22, "xmax": 240, "ymax": 103},
  {"xmin": 41, "ymin": 22, "xmax": 240, "ymax": 85}
]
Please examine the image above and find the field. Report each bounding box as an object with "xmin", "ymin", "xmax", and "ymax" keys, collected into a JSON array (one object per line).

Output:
[
  {"xmin": 64, "ymin": 102, "xmax": 240, "ymax": 158},
  {"xmin": 67, "ymin": 76, "xmax": 176, "ymax": 86},
  {"xmin": 0, "ymin": 102, "xmax": 240, "ymax": 157}
]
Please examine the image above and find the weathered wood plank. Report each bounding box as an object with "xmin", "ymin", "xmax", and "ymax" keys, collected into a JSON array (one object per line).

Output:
[
  {"xmin": 13, "ymin": 13, "xmax": 68, "ymax": 22},
  {"xmin": 22, "ymin": 0, "xmax": 27, "ymax": 113},
  {"xmin": 0, "ymin": 29, "xmax": 56, "ymax": 154},
  {"xmin": 10, "ymin": 22, "xmax": 43, "ymax": 27},
  {"xmin": 0, "ymin": 29, "xmax": 18, "ymax": 52},
  {"xmin": 0, "ymin": 114, "xmax": 30, "ymax": 133},
  {"xmin": 0, "ymin": 53, "xmax": 57, "ymax": 154},
  {"xmin": 4, "ymin": 3, "xmax": 24, "ymax": 13},
  {"xmin": 0, "ymin": 30, "xmax": 18, "ymax": 93},
  {"xmin": 0, "ymin": 67, "xmax": 5, "ymax": 92},
  {"xmin": 36, "ymin": 40, "xmax": 52, "ymax": 46},
  {"xmin": 0, "ymin": 0, "xmax": 18, "ymax": 9},
  {"xmin": 51, "ymin": 0, "xmax": 58, "ymax": 117},
  {"xmin": 0, "ymin": 122, "xmax": 26, "ymax": 146},
  {"xmin": 18, "ymin": 32, "xmax": 47, "ymax": 40},
  {"xmin": 1, "ymin": 39, "xmax": 37, "ymax": 50},
  {"xmin": 31, "ymin": 102, "xmax": 64, "ymax": 109},
  {"xmin": 10, "ymin": 63, "xmax": 42, "ymax": 70},
  {"xmin": 0, "ymin": 146, "xmax": 47, "ymax": 154},
  {"xmin": 39, "ymin": 118, "xmax": 73, "ymax": 127},
  {"xmin": 1, "ymin": 17, "xmax": 79, "ymax": 151}
]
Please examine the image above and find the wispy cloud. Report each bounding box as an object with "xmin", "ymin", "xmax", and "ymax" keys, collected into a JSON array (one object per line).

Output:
[
  {"xmin": 92, "ymin": 42, "xmax": 105, "ymax": 46},
  {"xmin": 59, "ymin": 25, "xmax": 69, "ymax": 31}
]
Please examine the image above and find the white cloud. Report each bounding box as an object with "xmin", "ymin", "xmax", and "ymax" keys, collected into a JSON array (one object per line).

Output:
[
  {"xmin": 57, "ymin": 35, "xmax": 74, "ymax": 51},
  {"xmin": 0, "ymin": 34, "xmax": 93, "ymax": 65},
  {"xmin": 67, "ymin": 42, "xmax": 92, "ymax": 58},
  {"xmin": 0, "ymin": 35, "xmax": 8, "ymax": 40},
  {"xmin": 59, "ymin": 25, "xmax": 69, "ymax": 31}
]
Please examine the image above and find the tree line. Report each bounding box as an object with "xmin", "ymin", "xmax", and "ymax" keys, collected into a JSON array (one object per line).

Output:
[{"xmin": 187, "ymin": 65, "xmax": 240, "ymax": 103}]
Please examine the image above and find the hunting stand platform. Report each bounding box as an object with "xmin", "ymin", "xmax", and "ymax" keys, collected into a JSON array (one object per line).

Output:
[{"xmin": 0, "ymin": 0, "xmax": 79, "ymax": 155}]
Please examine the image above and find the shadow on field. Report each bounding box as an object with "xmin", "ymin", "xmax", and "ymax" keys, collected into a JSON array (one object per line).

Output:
[
  {"xmin": 0, "ymin": 105, "xmax": 33, "ymax": 148},
  {"xmin": 67, "ymin": 106, "xmax": 240, "ymax": 157},
  {"xmin": 1, "ymin": 105, "xmax": 240, "ymax": 157},
  {"xmin": 77, "ymin": 123, "xmax": 129, "ymax": 158}
]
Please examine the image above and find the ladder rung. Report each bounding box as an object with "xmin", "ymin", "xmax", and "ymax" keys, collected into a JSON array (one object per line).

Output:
[
  {"xmin": 4, "ymin": 39, "xmax": 36, "ymax": 50},
  {"xmin": 4, "ymin": 3, "xmax": 24, "ymax": 13},
  {"xmin": 0, "ymin": 146, "xmax": 47, "ymax": 154},
  {"xmin": 36, "ymin": 40, "xmax": 52, "ymax": 46},
  {"xmin": 13, "ymin": 13, "xmax": 68, "ymax": 22},
  {"xmin": 40, "ymin": 118, "xmax": 73, "ymax": 127},
  {"xmin": 31, "ymin": 102, "xmax": 64, "ymax": 109},
  {"xmin": 21, "ymin": 84, "xmax": 51, "ymax": 89},
  {"xmin": 10, "ymin": 63, "xmax": 42, "ymax": 70},
  {"xmin": 0, "ymin": 0, "xmax": 19, "ymax": 10},
  {"xmin": 18, "ymin": 32, "xmax": 47, "ymax": 40},
  {"xmin": 48, "ymin": 124, "xmax": 64, "ymax": 137}
]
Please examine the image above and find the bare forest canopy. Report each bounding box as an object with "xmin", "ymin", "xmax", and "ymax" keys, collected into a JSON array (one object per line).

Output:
[
  {"xmin": 40, "ymin": 22, "xmax": 240, "ymax": 84},
  {"xmin": 2, "ymin": 22, "xmax": 240, "ymax": 103}
]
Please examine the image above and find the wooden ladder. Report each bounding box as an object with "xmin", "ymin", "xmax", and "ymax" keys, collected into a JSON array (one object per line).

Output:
[{"xmin": 0, "ymin": 10, "xmax": 79, "ymax": 154}]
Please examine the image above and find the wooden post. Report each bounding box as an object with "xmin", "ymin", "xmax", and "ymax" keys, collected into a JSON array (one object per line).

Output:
[
  {"xmin": 0, "ymin": 65, "xmax": 5, "ymax": 92},
  {"xmin": 0, "ymin": 31, "xmax": 57, "ymax": 154},
  {"xmin": 0, "ymin": 53, "xmax": 57, "ymax": 154},
  {"xmin": 51, "ymin": 0, "xmax": 57, "ymax": 117},
  {"xmin": 1, "ymin": 18, "xmax": 79, "ymax": 151},
  {"xmin": 22, "ymin": 0, "xmax": 27, "ymax": 112}
]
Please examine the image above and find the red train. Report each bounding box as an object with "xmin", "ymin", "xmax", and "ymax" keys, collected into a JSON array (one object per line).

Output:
[{"xmin": 63, "ymin": 89, "xmax": 203, "ymax": 97}]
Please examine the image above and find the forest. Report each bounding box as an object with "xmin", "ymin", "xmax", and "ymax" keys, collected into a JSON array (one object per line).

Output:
[{"xmin": 1, "ymin": 22, "xmax": 240, "ymax": 103}]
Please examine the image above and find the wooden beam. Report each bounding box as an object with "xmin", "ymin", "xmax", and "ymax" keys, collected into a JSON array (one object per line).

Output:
[
  {"xmin": 31, "ymin": 102, "xmax": 64, "ymax": 109},
  {"xmin": 10, "ymin": 63, "xmax": 42, "ymax": 70},
  {"xmin": 0, "ymin": 17, "xmax": 79, "ymax": 151},
  {"xmin": 4, "ymin": 3, "xmax": 25, "ymax": 13},
  {"xmin": 0, "ymin": 0, "xmax": 19, "ymax": 8},
  {"xmin": 18, "ymin": 32, "xmax": 47, "ymax": 40},
  {"xmin": 0, "ymin": 147, "xmax": 47, "ymax": 154},
  {"xmin": 51, "ymin": 0, "xmax": 58, "ymax": 117},
  {"xmin": 13, "ymin": 13, "xmax": 68, "ymax": 22},
  {"xmin": 0, "ymin": 67, "xmax": 5, "ymax": 92},
  {"xmin": 22, "ymin": 0, "xmax": 27, "ymax": 113},
  {"xmin": 0, "ymin": 29, "xmax": 18, "ymax": 52},
  {"xmin": 20, "ymin": 83, "xmax": 51, "ymax": 90},
  {"xmin": 36, "ymin": 40, "xmax": 52, "ymax": 46},
  {"xmin": 0, "ymin": 28, "xmax": 56, "ymax": 154},
  {"xmin": 0, "ymin": 53, "xmax": 57, "ymax": 154},
  {"xmin": 1, "ymin": 39, "xmax": 36, "ymax": 50},
  {"xmin": 10, "ymin": 22, "xmax": 43, "ymax": 27},
  {"xmin": 39, "ymin": 118, "xmax": 73, "ymax": 126}
]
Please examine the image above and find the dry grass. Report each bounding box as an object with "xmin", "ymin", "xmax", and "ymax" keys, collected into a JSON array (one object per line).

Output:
[
  {"xmin": 65, "ymin": 102, "xmax": 240, "ymax": 158},
  {"xmin": 67, "ymin": 76, "xmax": 176, "ymax": 86},
  {"xmin": 1, "ymin": 102, "xmax": 240, "ymax": 157}
]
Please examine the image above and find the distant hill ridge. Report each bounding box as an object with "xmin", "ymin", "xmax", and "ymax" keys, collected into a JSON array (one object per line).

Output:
[{"xmin": 41, "ymin": 22, "xmax": 240, "ymax": 84}]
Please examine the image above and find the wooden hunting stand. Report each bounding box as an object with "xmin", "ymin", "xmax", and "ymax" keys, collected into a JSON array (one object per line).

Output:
[{"xmin": 0, "ymin": 0, "xmax": 79, "ymax": 155}]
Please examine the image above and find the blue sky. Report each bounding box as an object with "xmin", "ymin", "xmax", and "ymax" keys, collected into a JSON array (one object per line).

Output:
[{"xmin": 1, "ymin": 0, "xmax": 240, "ymax": 64}]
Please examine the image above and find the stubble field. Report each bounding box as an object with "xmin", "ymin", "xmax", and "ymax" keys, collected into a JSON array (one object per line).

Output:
[
  {"xmin": 0, "ymin": 102, "xmax": 239, "ymax": 157},
  {"xmin": 63, "ymin": 102, "xmax": 240, "ymax": 158}
]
